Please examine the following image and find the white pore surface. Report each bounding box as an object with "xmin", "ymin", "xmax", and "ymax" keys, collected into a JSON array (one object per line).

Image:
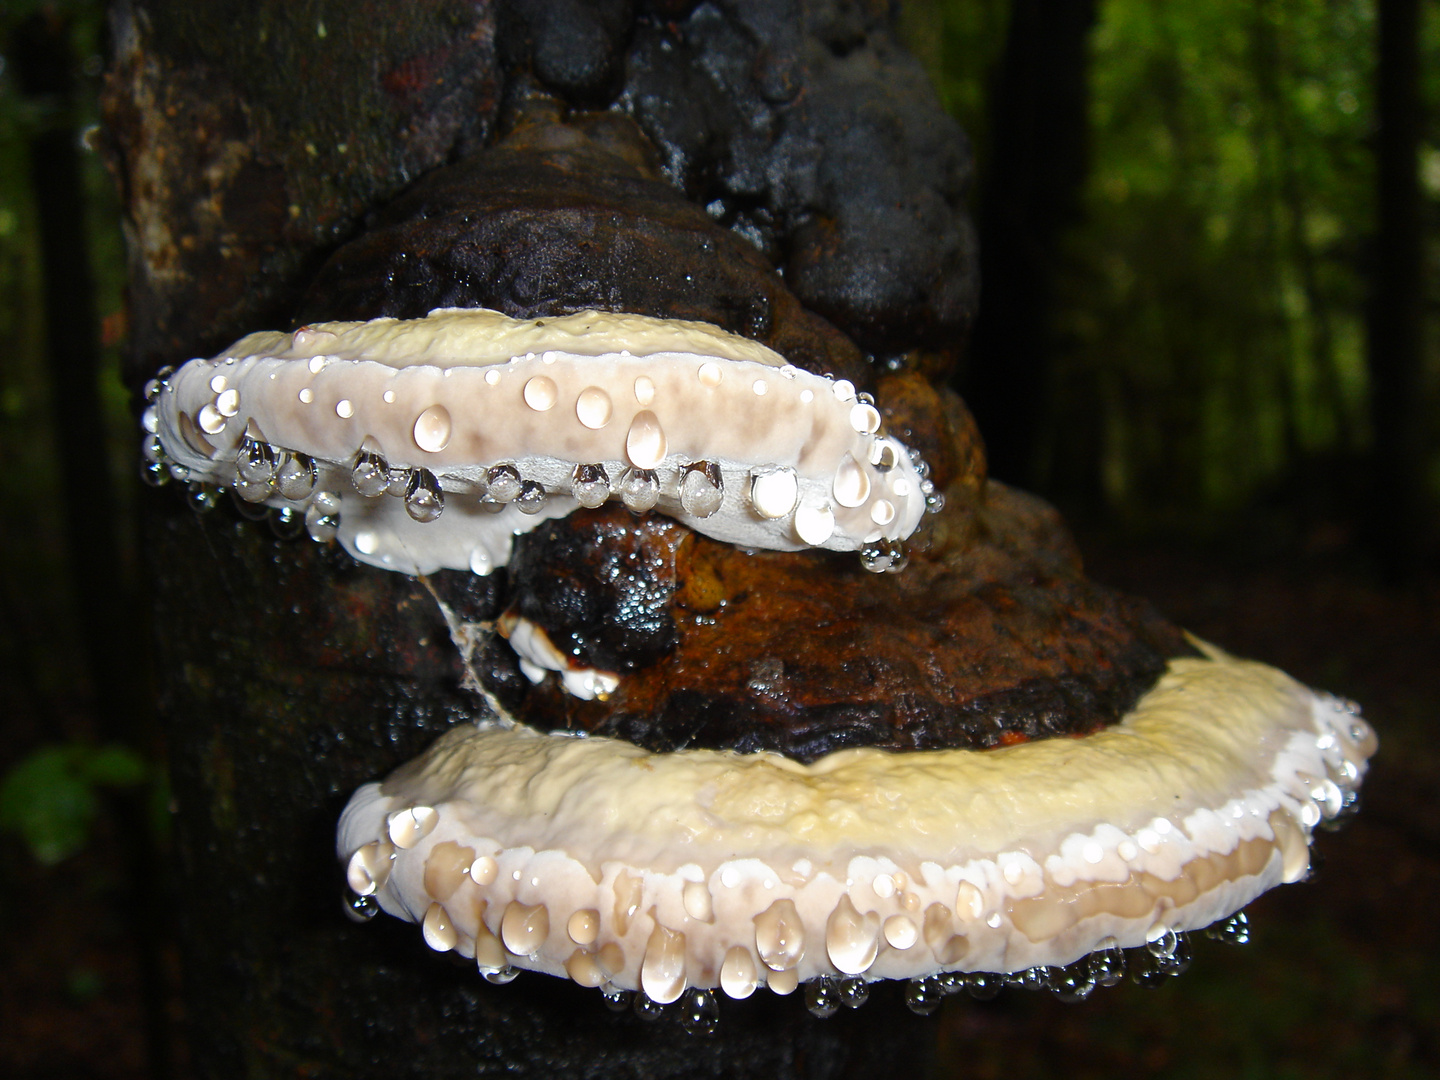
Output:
[
  {"xmin": 337, "ymin": 649, "xmax": 1376, "ymax": 998},
  {"xmin": 152, "ymin": 308, "xmax": 928, "ymax": 574}
]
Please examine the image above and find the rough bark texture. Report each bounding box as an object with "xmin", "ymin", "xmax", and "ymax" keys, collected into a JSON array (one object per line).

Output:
[{"xmin": 105, "ymin": 2, "xmax": 1184, "ymax": 1076}]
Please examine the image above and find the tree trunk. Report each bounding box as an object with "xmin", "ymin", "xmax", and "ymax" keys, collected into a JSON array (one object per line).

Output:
[
  {"xmin": 1366, "ymin": 0, "xmax": 1426, "ymax": 579},
  {"xmin": 959, "ymin": 0, "xmax": 1097, "ymax": 489}
]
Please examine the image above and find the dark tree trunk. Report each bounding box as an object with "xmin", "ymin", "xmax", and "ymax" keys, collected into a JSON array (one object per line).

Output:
[
  {"xmin": 1366, "ymin": 0, "xmax": 1427, "ymax": 579},
  {"xmin": 959, "ymin": 0, "xmax": 1096, "ymax": 489}
]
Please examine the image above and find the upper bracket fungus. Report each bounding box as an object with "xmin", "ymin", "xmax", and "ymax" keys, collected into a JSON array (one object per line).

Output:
[{"xmin": 144, "ymin": 307, "xmax": 933, "ymax": 578}]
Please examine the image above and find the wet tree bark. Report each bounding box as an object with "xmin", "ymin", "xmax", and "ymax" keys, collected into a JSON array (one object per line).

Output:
[
  {"xmin": 959, "ymin": 0, "xmax": 1096, "ymax": 490},
  {"xmin": 102, "ymin": 2, "xmax": 979, "ymax": 1076},
  {"xmin": 1366, "ymin": 0, "xmax": 1426, "ymax": 580}
]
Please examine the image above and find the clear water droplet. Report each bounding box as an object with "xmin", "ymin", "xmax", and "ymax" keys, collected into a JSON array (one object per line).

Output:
[
  {"xmin": 1204, "ymin": 911, "xmax": 1250, "ymax": 946},
  {"xmin": 964, "ymin": 972, "xmax": 1002, "ymax": 1000},
  {"xmin": 237, "ymin": 436, "xmax": 277, "ymax": 483},
  {"xmin": 860, "ymin": 539, "xmax": 908, "ymax": 573},
  {"xmin": 141, "ymin": 433, "xmax": 167, "ymax": 463},
  {"xmin": 486, "ymin": 463, "xmax": 523, "ymax": 502},
  {"xmin": 904, "ymin": 976, "xmax": 942, "ymax": 1015},
  {"xmin": 805, "ymin": 977, "xmax": 840, "ymax": 1018},
  {"xmin": 925, "ymin": 490, "xmax": 946, "ymax": 514},
  {"xmin": 351, "ymin": 450, "xmax": 389, "ymax": 497},
  {"xmin": 168, "ymin": 462, "xmax": 191, "ymax": 482},
  {"xmin": 1089, "ymin": 937, "xmax": 1127, "ymax": 986},
  {"xmin": 305, "ymin": 491, "xmax": 342, "ymax": 541},
  {"xmin": 680, "ymin": 987, "xmax": 719, "ymax": 1035},
  {"xmin": 275, "ymin": 452, "xmax": 318, "ymax": 500},
  {"xmin": 515, "ymin": 480, "xmax": 547, "ymax": 514},
  {"xmin": 482, "ymin": 965, "xmax": 519, "ymax": 985},
  {"xmin": 233, "ymin": 474, "xmax": 273, "ymax": 504},
  {"xmin": 186, "ymin": 483, "xmax": 220, "ymax": 513},
  {"xmin": 601, "ymin": 985, "xmax": 632, "ymax": 1012},
  {"xmin": 270, "ymin": 505, "xmax": 306, "ymax": 540},
  {"xmin": 343, "ymin": 889, "xmax": 378, "ymax": 922},
  {"xmin": 618, "ymin": 468, "xmax": 659, "ymax": 512},
  {"xmin": 1146, "ymin": 928, "xmax": 1179, "ymax": 959},
  {"xmin": 679, "ymin": 460, "xmax": 724, "ymax": 517},
  {"xmin": 140, "ymin": 459, "xmax": 170, "ymax": 487},
  {"xmin": 385, "ymin": 467, "xmax": 411, "ymax": 498},
  {"xmin": 570, "ymin": 463, "xmax": 610, "ymax": 508},
  {"xmin": 1049, "ymin": 959, "xmax": 1097, "ymax": 1003},
  {"xmin": 838, "ymin": 977, "xmax": 869, "ymax": 1008},
  {"xmin": 404, "ymin": 468, "xmax": 444, "ymax": 522},
  {"xmin": 633, "ymin": 991, "xmax": 665, "ymax": 1021}
]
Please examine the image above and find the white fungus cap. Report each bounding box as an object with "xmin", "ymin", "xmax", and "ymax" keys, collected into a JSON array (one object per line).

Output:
[
  {"xmin": 337, "ymin": 647, "xmax": 1376, "ymax": 999},
  {"xmin": 150, "ymin": 307, "xmax": 930, "ymax": 575}
]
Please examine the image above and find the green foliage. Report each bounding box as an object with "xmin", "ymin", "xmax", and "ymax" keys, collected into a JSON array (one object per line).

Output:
[
  {"xmin": 1054, "ymin": 0, "xmax": 1376, "ymax": 522},
  {"xmin": 0, "ymin": 743, "xmax": 148, "ymax": 865}
]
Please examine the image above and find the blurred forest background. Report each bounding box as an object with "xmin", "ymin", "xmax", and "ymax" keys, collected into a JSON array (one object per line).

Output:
[{"xmin": 0, "ymin": 1, "xmax": 1436, "ymax": 1078}]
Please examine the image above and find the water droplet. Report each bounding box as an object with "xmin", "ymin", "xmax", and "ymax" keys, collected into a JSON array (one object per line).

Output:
[
  {"xmin": 832, "ymin": 453, "xmax": 870, "ymax": 507},
  {"xmin": 515, "ymin": 480, "xmax": 547, "ymax": 514},
  {"xmin": 1089, "ymin": 937, "xmax": 1127, "ymax": 986},
  {"xmin": 925, "ymin": 489, "xmax": 946, "ymax": 514},
  {"xmin": 186, "ymin": 483, "xmax": 220, "ymax": 513},
  {"xmin": 486, "ymin": 464, "xmax": 523, "ymax": 502},
  {"xmin": 270, "ymin": 505, "xmax": 306, "ymax": 540},
  {"xmin": 602, "ymin": 985, "xmax": 632, "ymax": 1012},
  {"xmin": 805, "ymin": 977, "xmax": 840, "ymax": 1018},
  {"xmin": 618, "ymin": 468, "xmax": 659, "ymax": 512},
  {"xmin": 570, "ymin": 463, "xmax": 611, "ymax": 508},
  {"xmin": 869, "ymin": 441, "xmax": 899, "ymax": 470},
  {"xmin": 351, "ymin": 450, "xmax": 389, "ymax": 497},
  {"xmin": 750, "ymin": 466, "xmax": 799, "ymax": 519},
  {"xmin": 384, "ymin": 467, "xmax": 411, "ymax": 497},
  {"xmin": 633, "ymin": 991, "xmax": 665, "ymax": 1021},
  {"xmin": 1204, "ymin": 911, "xmax": 1250, "ymax": 946},
  {"xmin": 625, "ymin": 410, "xmax": 667, "ymax": 469},
  {"xmin": 860, "ymin": 539, "xmax": 908, "ymax": 573},
  {"xmin": 576, "ymin": 386, "xmax": 613, "ymax": 429},
  {"xmin": 482, "ymin": 965, "xmax": 519, "ymax": 985},
  {"xmin": 679, "ymin": 461, "xmax": 724, "ymax": 517},
  {"xmin": 680, "ymin": 987, "xmax": 719, "ymax": 1035},
  {"xmin": 1146, "ymin": 928, "xmax": 1179, "ymax": 959},
  {"xmin": 405, "ymin": 468, "xmax": 444, "ymax": 522},
  {"xmin": 964, "ymin": 972, "xmax": 1002, "ymax": 1000},
  {"xmin": 305, "ymin": 491, "xmax": 342, "ymax": 541},
  {"xmin": 168, "ymin": 463, "xmax": 191, "ymax": 482},
  {"xmin": 1049, "ymin": 959, "xmax": 1097, "ymax": 1002},
  {"xmin": 275, "ymin": 452, "xmax": 318, "ymax": 500},
  {"xmin": 343, "ymin": 889, "xmax": 378, "ymax": 922},
  {"xmin": 140, "ymin": 459, "xmax": 170, "ymax": 487},
  {"xmin": 237, "ymin": 436, "xmax": 277, "ymax": 484},
  {"xmin": 838, "ymin": 977, "xmax": 869, "ymax": 1008},
  {"xmin": 413, "ymin": 404, "xmax": 452, "ymax": 452},
  {"xmin": 904, "ymin": 976, "xmax": 942, "ymax": 1015}
]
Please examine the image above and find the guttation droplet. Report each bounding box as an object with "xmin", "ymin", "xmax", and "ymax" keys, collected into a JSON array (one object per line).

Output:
[
  {"xmin": 306, "ymin": 490, "xmax": 342, "ymax": 541},
  {"xmin": 270, "ymin": 505, "xmax": 306, "ymax": 540},
  {"xmin": 904, "ymin": 976, "xmax": 943, "ymax": 1015},
  {"xmin": 602, "ymin": 986, "xmax": 632, "ymax": 1013},
  {"xmin": 487, "ymin": 464, "xmax": 522, "ymax": 503},
  {"xmin": 483, "ymin": 964, "xmax": 519, "ymax": 985},
  {"xmin": 343, "ymin": 889, "xmax": 378, "ymax": 923},
  {"xmin": 351, "ymin": 450, "xmax": 389, "ymax": 497},
  {"xmin": 237, "ymin": 436, "xmax": 277, "ymax": 484},
  {"xmin": 571, "ymin": 463, "xmax": 611, "ymax": 509},
  {"xmin": 276, "ymin": 451, "xmax": 318, "ymax": 500},
  {"xmin": 633, "ymin": 991, "xmax": 665, "ymax": 1021},
  {"xmin": 680, "ymin": 987, "xmax": 719, "ymax": 1035},
  {"xmin": 619, "ymin": 468, "xmax": 659, "ymax": 512},
  {"xmin": 805, "ymin": 976, "xmax": 840, "ymax": 1019},
  {"xmin": 186, "ymin": 483, "xmax": 220, "ymax": 513},
  {"xmin": 679, "ymin": 461, "xmax": 724, "ymax": 517},
  {"xmin": 516, "ymin": 480, "xmax": 547, "ymax": 515},
  {"xmin": 405, "ymin": 468, "xmax": 444, "ymax": 523}
]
